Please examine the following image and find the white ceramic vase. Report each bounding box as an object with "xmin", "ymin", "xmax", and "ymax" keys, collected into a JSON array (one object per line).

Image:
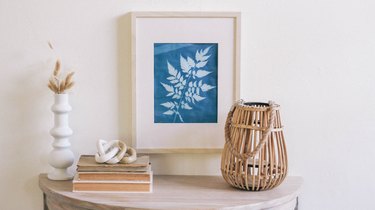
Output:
[{"xmin": 48, "ymin": 94, "xmax": 74, "ymax": 180}]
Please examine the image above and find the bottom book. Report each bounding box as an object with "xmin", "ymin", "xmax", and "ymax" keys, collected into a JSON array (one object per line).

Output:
[{"xmin": 72, "ymin": 174, "xmax": 153, "ymax": 193}]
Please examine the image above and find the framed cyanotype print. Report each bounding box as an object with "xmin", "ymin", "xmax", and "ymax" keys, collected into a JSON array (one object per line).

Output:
[
  {"xmin": 154, "ymin": 43, "xmax": 218, "ymax": 123},
  {"xmin": 131, "ymin": 12, "xmax": 240, "ymax": 153}
]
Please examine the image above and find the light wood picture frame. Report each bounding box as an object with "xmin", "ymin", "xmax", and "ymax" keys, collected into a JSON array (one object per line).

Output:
[{"xmin": 131, "ymin": 12, "xmax": 241, "ymax": 153}]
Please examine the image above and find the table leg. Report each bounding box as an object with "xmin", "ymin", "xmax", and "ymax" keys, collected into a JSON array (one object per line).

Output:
[{"xmin": 43, "ymin": 193, "xmax": 49, "ymax": 210}]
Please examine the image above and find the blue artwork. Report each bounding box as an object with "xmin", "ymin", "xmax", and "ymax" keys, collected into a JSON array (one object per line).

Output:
[{"xmin": 154, "ymin": 43, "xmax": 218, "ymax": 123}]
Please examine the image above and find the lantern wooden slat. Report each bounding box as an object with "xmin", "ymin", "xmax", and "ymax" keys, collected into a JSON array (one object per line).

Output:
[{"xmin": 221, "ymin": 101, "xmax": 288, "ymax": 191}]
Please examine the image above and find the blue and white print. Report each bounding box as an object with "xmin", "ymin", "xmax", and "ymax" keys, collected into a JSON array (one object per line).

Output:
[{"xmin": 154, "ymin": 43, "xmax": 218, "ymax": 123}]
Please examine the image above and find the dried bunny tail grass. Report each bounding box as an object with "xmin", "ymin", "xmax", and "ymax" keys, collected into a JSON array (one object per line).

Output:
[
  {"xmin": 65, "ymin": 72, "xmax": 74, "ymax": 84},
  {"xmin": 48, "ymin": 41, "xmax": 54, "ymax": 50},
  {"xmin": 49, "ymin": 77, "xmax": 58, "ymax": 87},
  {"xmin": 48, "ymin": 80, "xmax": 59, "ymax": 93},
  {"xmin": 59, "ymin": 80, "xmax": 66, "ymax": 93},
  {"xmin": 61, "ymin": 82, "xmax": 74, "ymax": 93},
  {"xmin": 48, "ymin": 84, "xmax": 58, "ymax": 93},
  {"xmin": 64, "ymin": 81, "xmax": 74, "ymax": 91},
  {"xmin": 57, "ymin": 72, "xmax": 75, "ymax": 93},
  {"xmin": 53, "ymin": 76, "xmax": 60, "ymax": 91},
  {"xmin": 53, "ymin": 59, "xmax": 61, "ymax": 77},
  {"xmin": 47, "ymin": 55, "xmax": 75, "ymax": 94},
  {"xmin": 47, "ymin": 83, "xmax": 54, "ymax": 93}
]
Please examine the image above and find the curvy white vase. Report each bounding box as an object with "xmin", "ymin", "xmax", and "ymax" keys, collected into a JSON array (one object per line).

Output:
[{"xmin": 48, "ymin": 94, "xmax": 74, "ymax": 180}]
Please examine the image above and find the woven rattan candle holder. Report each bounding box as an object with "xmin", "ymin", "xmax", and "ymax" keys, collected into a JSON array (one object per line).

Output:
[{"xmin": 221, "ymin": 100, "xmax": 288, "ymax": 191}]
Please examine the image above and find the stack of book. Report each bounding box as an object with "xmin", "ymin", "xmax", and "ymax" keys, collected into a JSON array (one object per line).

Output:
[{"xmin": 73, "ymin": 155, "xmax": 152, "ymax": 193}]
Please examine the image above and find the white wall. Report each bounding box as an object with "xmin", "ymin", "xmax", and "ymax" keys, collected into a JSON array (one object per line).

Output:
[{"xmin": 0, "ymin": 0, "xmax": 374, "ymax": 209}]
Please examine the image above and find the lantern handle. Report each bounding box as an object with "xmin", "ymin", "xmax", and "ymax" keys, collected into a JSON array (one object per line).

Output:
[{"xmin": 224, "ymin": 100, "xmax": 277, "ymax": 160}]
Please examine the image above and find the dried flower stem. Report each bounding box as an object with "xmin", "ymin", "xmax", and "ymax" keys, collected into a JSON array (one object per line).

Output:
[
  {"xmin": 48, "ymin": 58, "xmax": 75, "ymax": 94},
  {"xmin": 53, "ymin": 59, "xmax": 61, "ymax": 77},
  {"xmin": 48, "ymin": 41, "xmax": 54, "ymax": 50}
]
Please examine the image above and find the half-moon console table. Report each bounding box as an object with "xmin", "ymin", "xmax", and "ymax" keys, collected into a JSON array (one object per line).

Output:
[{"xmin": 39, "ymin": 174, "xmax": 302, "ymax": 210}]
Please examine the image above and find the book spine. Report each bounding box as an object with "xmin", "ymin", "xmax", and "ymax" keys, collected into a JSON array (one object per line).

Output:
[
  {"xmin": 77, "ymin": 172, "xmax": 151, "ymax": 181},
  {"xmin": 76, "ymin": 165, "xmax": 150, "ymax": 172},
  {"xmin": 72, "ymin": 182, "xmax": 152, "ymax": 192}
]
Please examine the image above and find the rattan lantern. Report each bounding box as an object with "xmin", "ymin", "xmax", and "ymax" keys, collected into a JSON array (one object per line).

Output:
[{"xmin": 221, "ymin": 101, "xmax": 288, "ymax": 191}]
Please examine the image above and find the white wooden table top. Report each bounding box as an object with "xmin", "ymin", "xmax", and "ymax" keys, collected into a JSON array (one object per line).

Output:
[{"xmin": 39, "ymin": 174, "xmax": 303, "ymax": 210}]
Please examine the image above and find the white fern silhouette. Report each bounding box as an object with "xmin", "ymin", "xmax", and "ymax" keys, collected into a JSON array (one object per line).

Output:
[{"xmin": 160, "ymin": 46, "xmax": 216, "ymax": 123}]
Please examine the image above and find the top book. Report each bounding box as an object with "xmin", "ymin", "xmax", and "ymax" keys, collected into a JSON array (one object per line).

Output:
[{"xmin": 77, "ymin": 155, "xmax": 150, "ymax": 172}]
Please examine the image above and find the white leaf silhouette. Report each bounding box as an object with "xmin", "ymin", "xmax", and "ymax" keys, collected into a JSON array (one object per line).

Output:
[
  {"xmin": 160, "ymin": 46, "xmax": 217, "ymax": 122},
  {"xmin": 176, "ymin": 112, "xmax": 184, "ymax": 122},
  {"xmin": 196, "ymin": 47, "xmax": 211, "ymax": 62},
  {"xmin": 196, "ymin": 70, "xmax": 211, "ymax": 78},
  {"xmin": 167, "ymin": 61, "xmax": 177, "ymax": 76},
  {"xmin": 196, "ymin": 61, "xmax": 208, "ymax": 68},
  {"xmin": 180, "ymin": 56, "xmax": 190, "ymax": 73},
  {"xmin": 187, "ymin": 57, "xmax": 195, "ymax": 68},
  {"xmin": 201, "ymin": 55, "xmax": 211, "ymax": 62},
  {"xmin": 191, "ymin": 97, "xmax": 195, "ymax": 104},
  {"xmin": 193, "ymin": 94, "xmax": 205, "ymax": 102},
  {"xmin": 195, "ymin": 50, "xmax": 202, "ymax": 62},
  {"xmin": 182, "ymin": 103, "xmax": 192, "ymax": 110},
  {"xmin": 201, "ymin": 84, "xmax": 215, "ymax": 92},
  {"xmin": 202, "ymin": 46, "xmax": 211, "ymax": 55},
  {"xmin": 161, "ymin": 82, "xmax": 174, "ymax": 93},
  {"xmin": 161, "ymin": 102, "xmax": 174, "ymax": 108},
  {"xmin": 163, "ymin": 110, "xmax": 174, "ymax": 115}
]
